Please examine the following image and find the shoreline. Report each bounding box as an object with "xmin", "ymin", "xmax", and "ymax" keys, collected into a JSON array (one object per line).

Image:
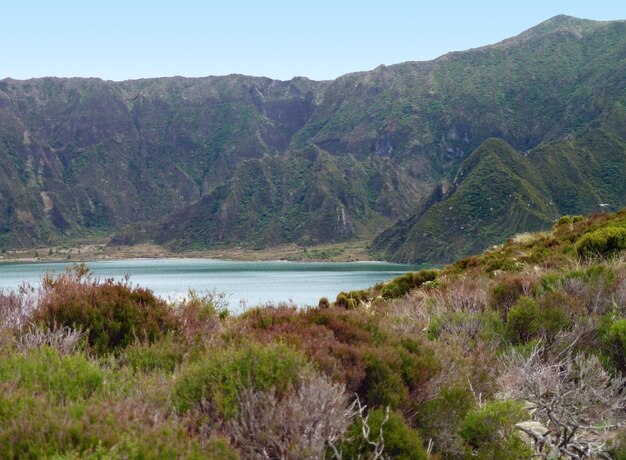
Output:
[{"xmin": 0, "ymin": 241, "xmax": 380, "ymax": 264}]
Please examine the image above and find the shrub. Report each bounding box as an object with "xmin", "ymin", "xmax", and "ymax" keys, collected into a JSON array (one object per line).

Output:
[
  {"xmin": 32, "ymin": 265, "xmax": 178, "ymax": 355},
  {"xmin": 14, "ymin": 324, "xmax": 85, "ymax": 355},
  {"xmin": 335, "ymin": 292, "xmax": 349, "ymax": 308},
  {"xmin": 318, "ymin": 297, "xmax": 330, "ymax": 308},
  {"xmin": 490, "ymin": 273, "xmax": 534, "ymax": 312},
  {"xmin": 227, "ymin": 372, "xmax": 353, "ymax": 459},
  {"xmin": 172, "ymin": 290, "xmax": 224, "ymax": 344},
  {"xmin": 238, "ymin": 305, "xmax": 297, "ymax": 330},
  {"xmin": 506, "ymin": 297, "xmax": 539, "ymax": 343},
  {"xmin": 359, "ymin": 342, "xmax": 440, "ymax": 410},
  {"xmin": 381, "ymin": 269, "xmax": 438, "ymax": 299},
  {"xmin": 460, "ymin": 400, "xmax": 530, "ymax": 459},
  {"xmin": 340, "ymin": 408, "xmax": 428, "ymax": 460},
  {"xmin": 0, "ymin": 392, "xmax": 224, "ymax": 459},
  {"xmin": 482, "ymin": 253, "xmax": 519, "ymax": 272},
  {"xmin": 556, "ymin": 216, "xmax": 572, "ymax": 226},
  {"xmin": 122, "ymin": 335, "xmax": 187, "ymax": 373},
  {"xmin": 173, "ymin": 342, "xmax": 308, "ymax": 419},
  {"xmin": 0, "ymin": 347, "xmax": 103, "ymax": 401},
  {"xmin": 600, "ymin": 316, "xmax": 626, "ymax": 371},
  {"xmin": 0, "ymin": 285, "xmax": 37, "ymax": 331},
  {"xmin": 416, "ymin": 384, "xmax": 476, "ymax": 457},
  {"xmin": 576, "ymin": 225, "xmax": 626, "ymax": 259},
  {"xmin": 506, "ymin": 293, "xmax": 573, "ymax": 344}
]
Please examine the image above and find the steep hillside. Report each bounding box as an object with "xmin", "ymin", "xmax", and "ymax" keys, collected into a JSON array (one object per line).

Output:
[
  {"xmin": 375, "ymin": 105, "xmax": 626, "ymax": 262},
  {"xmin": 0, "ymin": 15, "xmax": 624, "ymax": 262},
  {"xmin": 0, "ymin": 76, "xmax": 327, "ymax": 248}
]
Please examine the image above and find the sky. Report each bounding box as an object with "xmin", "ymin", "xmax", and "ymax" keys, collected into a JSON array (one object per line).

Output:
[{"xmin": 2, "ymin": 1, "xmax": 624, "ymax": 82}]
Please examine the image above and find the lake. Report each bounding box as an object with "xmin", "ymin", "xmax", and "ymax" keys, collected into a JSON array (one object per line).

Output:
[{"xmin": 0, "ymin": 258, "xmax": 423, "ymax": 312}]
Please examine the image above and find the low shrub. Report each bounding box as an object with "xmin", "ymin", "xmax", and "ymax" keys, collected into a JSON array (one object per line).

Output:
[
  {"xmin": 335, "ymin": 289, "xmax": 369, "ymax": 308},
  {"xmin": 172, "ymin": 290, "xmax": 226, "ymax": 344},
  {"xmin": 416, "ymin": 384, "xmax": 476, "ymax": 457},
  {"xmin": 381, "ymin": 269, "xmax": 438, "ymax": 300},
  {"xmin": 227, "ymin": 372, "xmax": 353, "ymax": 459},
  {"xmin": 0, "ymin": 391, "xmax": 225, "ymax": 459},
  {"xmin": 576, "ymin": 225, "xmax": 626, "ymax": 259},
  {"xmin": 482, "ymin": 253, "xmax": 519, "ymax": 273},
  {"xmin": 237, "ymin": 305, "xmax": 297, "ymax": 330},
  {"xmin": 340, "ymin": 408, "xmax": 428, "ymax": 460},
  {"xmin": 600, "ymin": 315, "xmax": 626, "ymax": 372},
  {"xmin": 0, "ymin": 286, "xmax": 37, "ymax": 331},
  {"xmin": 122, "ymin": 335, "xmax": 187, "ymax": 373},
  {"xmin": 506, "ymin": 296, "xmax": 571, "ymax": 344},
  {"xmin": 32, "ymin": 265, "xmax": 178, "ymax": 355},
  {"xmin": 460, "ymin": 400, "xmax": 530, "ymax": 459},
  {"xmin": 491, "ymin": 273, "xmax": 535, "ymax": 312},
  {"xmin": 173, "ymin": 342, "xmax": 308, "ymax": 419},
  {"xmin": 359, "ymin": 341, "xmax": 440, "ymax": 410},
  {"xmin": 0, "ymin": 347, "xmax": 103, "ymax": 401}
]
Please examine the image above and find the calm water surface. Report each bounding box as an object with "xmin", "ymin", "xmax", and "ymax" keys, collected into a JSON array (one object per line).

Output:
[{"xmin": 0, "ymin": 259, "xmax": 423, "ymax": 313}]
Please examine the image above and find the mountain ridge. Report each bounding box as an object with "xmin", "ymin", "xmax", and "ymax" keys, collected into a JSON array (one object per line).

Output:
[{"xmin": 0, "ymin": 15, "xmax": 624, "ymax": 263}]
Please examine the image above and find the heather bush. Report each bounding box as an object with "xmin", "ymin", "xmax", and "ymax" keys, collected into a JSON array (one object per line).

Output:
[
  {"xmin": 381, "ymin": 269, "xmax": 438, "ymax": 299},
  {"xmin": 238, "ymin": 304, "xmax": 297, "ymax": 330},
  {"xmin": 440, "ymin": 275, "xmax": 489, "ymax": 312},
  {"xmin": 0, "ymin": 347, "xmax": 103, "ymax": 401},
  {"xmin": 32, "ymin": 265, "xmax": 178, "ymax": 355},
  {"xmin": 506, "ymin": 296, "xmax": 571, "ymax": 344},
  {"xmin": 460, "ymin": 400, "xmax": 530, "ymax": 459},
  {"xmin": 227, "ymin": 372, "xmax": 353, "ymax": 459},
  {"xmin": 576, "ymin": 225, "xmax": 626, "ymax": 259},
  {"xmin": 14, "ymin": 324, "xmax": 85, "ymax": 355},
  {"xmin": 491, "ymin": 272, "xmax": 536, "ymax": 312},
  {"xmin": 0, "ymin": 391, "xmax": 224, "ymax": 459},
  {"xmin": 340, "ymin": 408, "xmax": 428, "ymax": 460},
  {"xmin": 173, "ymin": 342, "xmax": 308, "ymax": 419},
  {"xmin": 172, "ymin": 290, "xmax": 225, "ymax": 344},
  {"xmin": 482, "ymin": 252, "xmax": 519, "ymax": 272},
  {"xmin": 122, "ymin": 334, "xmax": 187, "ymax": 373},
  {"xmin": 0, "ymin": 285, "xmax": 37, "ymax": 331},
  {"xmin": 562, "ymin": 264, "xmax": 617, "ymax": 314},
  {"xmin": 359, "ymin": 341, "xmax": 440, "ymax": 410},
  {"xmin": 416, "ymin": 384, "xmax": 476, "ymax": 457}
]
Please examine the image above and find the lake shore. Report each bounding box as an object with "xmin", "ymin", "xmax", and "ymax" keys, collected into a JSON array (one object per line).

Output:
[{"xmin": 0, "ymin": 241, "xmax": 376, "ymax": 264}]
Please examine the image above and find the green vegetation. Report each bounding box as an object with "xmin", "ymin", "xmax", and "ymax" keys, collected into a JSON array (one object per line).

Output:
[
  {"xmin": 3, "ymin": 210, "xmax": 626, "ymax": 457},
  {"xmin": 576, "ymin": 225, "xmax": 626, "ymax": 259},
  {"xmin": 1, "ymin": 17, "xmax": 625, "ymax": 263},
  {"xmin": 32, "ymin": 265, "xmax": 178, "ymax": 355},
  {"xmin": 2, "ymin": 14, "xmax": 626, "ymax": 456}
]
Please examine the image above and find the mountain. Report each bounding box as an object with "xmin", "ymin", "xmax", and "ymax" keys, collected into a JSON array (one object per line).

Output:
[
  {"xmin": 373, "ymin": 85, "xmax": 626, "ymax": 263},
  {"xmin": 0, "ymin": 16, "xmax": 625, "ymax": 262}
]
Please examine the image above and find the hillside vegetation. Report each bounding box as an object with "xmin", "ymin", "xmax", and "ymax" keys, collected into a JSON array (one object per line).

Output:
[
  {"xmin": 2, "ymin": 209, "xmax": 626, "ymax": 458},
  {"xmin": 0, "ymin": 15, "xmax": 624, "ymax": 262}
]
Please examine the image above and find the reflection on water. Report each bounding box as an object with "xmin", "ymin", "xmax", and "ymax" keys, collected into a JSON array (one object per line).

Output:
[{"xmin": 0, "ymin": 258, "xmax": 424, "ymax": 313}]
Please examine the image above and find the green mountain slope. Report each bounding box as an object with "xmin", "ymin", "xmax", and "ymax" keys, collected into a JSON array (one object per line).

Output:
[
  {"xmin": 0, "ymin": 76, "xmax": 327, "ymax": 248},
  {"xmin": 0, "ymin": 15, "xmax": 624, "ymax": 262},
  {"xmin": 374, "ymin": 106, "xmax": 626, "ymax": 262}
]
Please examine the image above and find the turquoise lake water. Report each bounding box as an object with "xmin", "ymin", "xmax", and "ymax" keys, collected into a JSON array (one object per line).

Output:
[{"xmin": 0, "ymin": 258, "xmax": 422, "ymax": 312}]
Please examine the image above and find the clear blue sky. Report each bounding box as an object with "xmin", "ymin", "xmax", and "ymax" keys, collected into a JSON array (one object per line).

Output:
[{"xmin": 2, "ymin": 1, "xmax": 624, "ymax": 82}]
